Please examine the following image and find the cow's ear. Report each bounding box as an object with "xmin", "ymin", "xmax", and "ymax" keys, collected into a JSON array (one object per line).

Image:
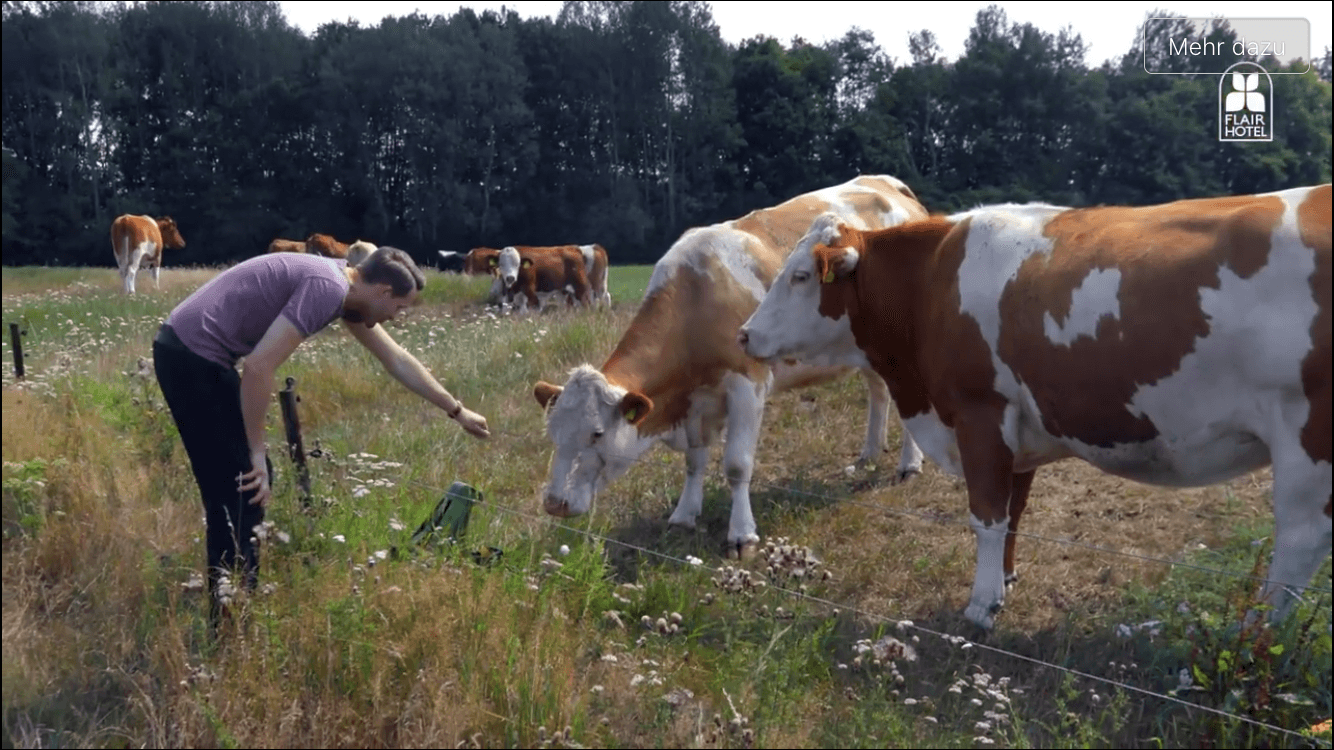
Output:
[
  {"xmin": 534, "ymin": 381, "xmax": 563, "ymax": 410},
  {"xmin": 521, "ymin": 258, "xmax": 533, "ymax": 269},
  {"xmin": 619, "ymin": 391, "xmax": 653, "ymax": 426},
  {"xmin": 815, "ymin": 246, "xmax": 859, "ymax": 284}
]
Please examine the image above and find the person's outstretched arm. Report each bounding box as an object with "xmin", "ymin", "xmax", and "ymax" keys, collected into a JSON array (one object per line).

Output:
[{"xmin": 343, "ymin": 318, "xmax": 491, "ymax": 439}]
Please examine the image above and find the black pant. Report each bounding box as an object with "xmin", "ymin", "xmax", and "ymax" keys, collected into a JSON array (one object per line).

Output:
[{"xmin": 152, "ymin": 324, "xmax": 271, "ymax": 629}]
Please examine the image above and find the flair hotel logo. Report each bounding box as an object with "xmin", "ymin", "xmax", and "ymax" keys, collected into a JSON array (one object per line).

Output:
[
  {"xmin": 1142, "ymin": 17, "xmax": 1312, "ymax": 143},
  {"xmin": 1219, "ymin": 63, "xmax": 1273, "ymax": 142}
]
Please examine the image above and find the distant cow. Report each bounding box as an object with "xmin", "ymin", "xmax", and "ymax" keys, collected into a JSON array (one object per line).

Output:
[
  {"xmin": 436, "ymin": 250, "xmax": 467, "ymax": 274},
  {"xmin": 346, "ymin": 240, "xmax": 377, "ymax": 268},
  {"xmin": 305, "ymin": 233, "xmax": 350, "ymax": 259},
  {"xmin": 496, "ymin": 244, "xmax": 611, "ymax": 310},
  {"xmin": 497, "ymin": 245, "xmax": 595, "ymax": 313},
  {"xmin": 461, "ymin": 247, "xmax": 502, "ymax": 276},
  {"xmin": 110, "ymin": 214, "xmax": 186, "ymax": 295},
  {"xmin": 739, "ymin": 184, "xmax": 1333, "ymax": 629},
  {"xmin": 267, "ymin": 238, "xmax": 307, "ymax": 254}
]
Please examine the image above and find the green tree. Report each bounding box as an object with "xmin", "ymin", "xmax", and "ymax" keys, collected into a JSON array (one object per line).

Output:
[{"xmin": 2, "ymin": 0, "xmax": 113, "ymax": 264}]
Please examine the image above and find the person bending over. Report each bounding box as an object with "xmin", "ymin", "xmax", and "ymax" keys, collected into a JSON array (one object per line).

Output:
[{"xmin": 152, "ymin": 246, "xmax": 489, "ymax": 631}]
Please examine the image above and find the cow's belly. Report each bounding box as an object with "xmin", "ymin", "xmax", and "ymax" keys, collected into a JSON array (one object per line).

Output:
[
  {"xmin": 1061, "ymin": 428, "xmax": 1271, "ymax": 487},
  {"xmin": 907, "ymin": 401, "xmax": 1272, "ymax": 487}
]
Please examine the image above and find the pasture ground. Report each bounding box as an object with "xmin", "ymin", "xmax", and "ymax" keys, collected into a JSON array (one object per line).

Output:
[{"xmin": 2, "ymin": 264, "xmax": 1330, "ymax": 748}]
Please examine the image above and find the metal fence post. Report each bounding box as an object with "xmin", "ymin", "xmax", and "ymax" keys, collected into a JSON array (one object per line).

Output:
[
  {"xmin": 277, "ymin": 376, "xmax": 312, "ymax": 509},
  {"xmin": 9, "ymin": 323, "xmax": 25, "ymax": 380}
]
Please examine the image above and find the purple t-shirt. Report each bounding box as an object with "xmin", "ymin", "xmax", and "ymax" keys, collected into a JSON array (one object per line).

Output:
[{"xmin": 167, "ymin": 253, "xmax": 349, "ymax": 367}]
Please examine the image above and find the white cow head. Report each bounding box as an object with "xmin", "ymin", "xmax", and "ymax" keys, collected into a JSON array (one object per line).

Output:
[
  {"xmin": 497, "ymin": 246, "xmax": 523, "ymax": 290},
  {"xmin": 533, "ymin": 366, "xmax": 655, "ymax": 517},
  {"xmin": 738, "ymin": 212, "xmax": 865, "ymax": 367}
]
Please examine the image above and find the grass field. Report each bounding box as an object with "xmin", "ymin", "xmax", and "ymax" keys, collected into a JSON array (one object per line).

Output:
[{"xmin": 2, "ymin": 264, "xmax": 1330, "ymax": 748}]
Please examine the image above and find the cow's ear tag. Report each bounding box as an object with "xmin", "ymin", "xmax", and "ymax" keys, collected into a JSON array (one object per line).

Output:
[
  {"xmin": 522, "ymin": 259, "xmax": 532, "ymax": 269},
  {"xmin": 625, "ymin": 407, "xmax": 638, "ymax": 423},
  {"xmin": 488, "ymin": 257, "xmax": 498, "ymax": 267},
  {"xmin": 822, "ymin": 269, "xmax": 835, "ymax": 284}
]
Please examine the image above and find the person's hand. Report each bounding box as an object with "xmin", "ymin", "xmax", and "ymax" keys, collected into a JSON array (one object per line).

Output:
[
  {"xmin": 238, "ymin": 449, "xmax": 271, "ymax": 507},
  {"xmin": 453, "ymin": 406, "xmax": 490, "ymax": 439}
]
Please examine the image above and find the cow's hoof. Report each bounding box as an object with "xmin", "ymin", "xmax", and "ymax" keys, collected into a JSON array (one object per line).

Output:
[
  {"xmin": 666, "ymin": 515, "xmax": 698, "ymax": 531},
  {"xmin": 894, "ymin": 467, "xmax": 922, "ymax": 485},
  {"xmin": 1004, "ymin": 571, "xmax": 1019, "ymax": 588},
  {"xmin": 963, "ymin": 601, "xmax": 1001, "ymax": 631},
  {"xmin": 725, "ymin": 540, "xmax": 759, "ymax": 562}
]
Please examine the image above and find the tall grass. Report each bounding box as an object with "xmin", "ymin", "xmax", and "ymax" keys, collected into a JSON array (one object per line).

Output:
[{"xmin": 2, "ymin": 265, "xmax": 1330, "ymax": 748}]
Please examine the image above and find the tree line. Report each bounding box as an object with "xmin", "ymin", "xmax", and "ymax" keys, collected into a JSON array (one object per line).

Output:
[{"xmin": 2, "ymin": 1, "xmax": 1330, "ymax": 267}]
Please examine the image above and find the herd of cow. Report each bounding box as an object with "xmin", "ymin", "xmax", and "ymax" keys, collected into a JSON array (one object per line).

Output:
[{"xmin": 107, "ymin": 174, "xmax": 1330, "ymax": 630}]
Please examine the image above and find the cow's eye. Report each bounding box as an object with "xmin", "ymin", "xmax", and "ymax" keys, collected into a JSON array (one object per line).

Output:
[
  {"xmin": 592, "ymin": 429, "xmax": 605, "ymax": 441},
  {"xmin": 791, "ymin": 271, "xmax": 810, "ymax": 284}
]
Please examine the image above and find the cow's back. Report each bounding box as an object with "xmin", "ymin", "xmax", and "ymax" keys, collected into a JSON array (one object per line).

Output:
[
  {"xmin": 930, "ymin": 185, "xmax": 1331, "ymax": 483},
  {"xmin": 111, "ymin": 215, "xmax": 161, "ymax": 263},
  {"xmin": 609, "ymin": 176, "xmax": 925, "ymax": 434},
  {"xmin": 648, "ymin": 175, "xmax": 926, "ymax": 301}
]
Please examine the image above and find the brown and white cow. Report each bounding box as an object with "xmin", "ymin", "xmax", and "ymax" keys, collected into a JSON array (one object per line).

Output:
[
  {"xmin": 533, "ymin": 176, "xmax": 928, "ymax": 556},
  {"xmin": 497, "ymin": 244, "xmax": 612, "ymax": 310},
  {"xmin": 305, "ymin": 233, "xmax": 351, "ymax": 259},
  {"xmin": 110, "ymin": 214, "xmax": 186, "ymax": 295},
  {"xmin": 739, "ymin": 184, "xmax": 1333, "ymax": 628},
  {"xmin": 496, "ymin": 245, "xmax": 601, "ymax": 313},
  {"xmin": 267, "ymin": 238, "xmax": 307, "ymax": 254}
]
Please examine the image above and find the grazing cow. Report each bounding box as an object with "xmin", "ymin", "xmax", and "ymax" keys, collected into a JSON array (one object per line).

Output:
[
  {"xmin": 496, "ymin": 244, "xmax": 612, "ymax": 308},
  {"xmin": 738, "ymin": 184, "xmax": 1333, "ymax": 628},
  {"xmin": 305, "ymin": 233, "xmax": 350, "ymax": 259},
  {"xmin": 267, "ymin": 238, "xmax": 307, "ymax": 254},
  {"xmin": 497, "ymin": 245, "xmax": 597, "ymax": 312},
  {"xmin": 346, "ymin": 240, "xmax": 377, "ymax": 268},
  {"xmin": 533, "ymin": 176, "xmax": 929, "ymax": 557},
  {"xmin": 110, "ymin": 214, "xmax": 186, "ymax": 295}
]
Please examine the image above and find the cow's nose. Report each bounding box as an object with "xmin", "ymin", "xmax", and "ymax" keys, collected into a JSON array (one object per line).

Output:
[
  {"xmin": 544, "ymin": 495, "xmax": 571, "ymax": 517},
  {"xmin": 737, "ymin": 328, "xmax": 750, "ymax": 349}
]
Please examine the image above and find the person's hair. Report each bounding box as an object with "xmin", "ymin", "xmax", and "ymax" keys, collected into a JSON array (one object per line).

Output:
[{"xmin": 356, "ymin": 246, "xmax": 425, "ymax": 297}]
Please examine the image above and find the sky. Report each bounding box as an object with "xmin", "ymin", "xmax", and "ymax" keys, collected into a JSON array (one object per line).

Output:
[{"xmin": 278, "ymin": 1, "xmax": 1332, "ymax": 71}]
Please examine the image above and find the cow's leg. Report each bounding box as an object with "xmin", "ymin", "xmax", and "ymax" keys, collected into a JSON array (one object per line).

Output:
[
  {"xmin": 1003, "ymin": 470, "xmax": 1036, "ymax": 588},
  {"xmin": 721, "ymin": 372, "xmax": 766, "ymax": 559},
  {"xmin": 895, "ymin": 422, "xmax": 925, "ymax": 483},
  {"xmin": 955, "ymin": 405, "xmax": 1017, "ymax": 630},
  {"xmin": 1256, "ymin": 444, "xmax": 1331, "ymax": 623},
  {"xmin": 667, "ymin": 409, "xmax": 709, "ymax": 531},
  {"xmin": 124, "ymin": 243, "xmax": 148, "ymax": 295},
  {"xmin": 855, "ymin": 368, "xmax": 890, "ymax": 467},
  {"xmin": 150, "ymin": 261, "xmax": 161, "ymax": 290},
  {"xmin": 856, "ymin": 369, "xmax": 924, "ymax": 482}
]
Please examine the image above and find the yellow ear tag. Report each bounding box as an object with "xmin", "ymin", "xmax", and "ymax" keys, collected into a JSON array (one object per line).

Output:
[
  {"xmin": 625, "ymin": 407, "xmax": 638, "ymax": 423},
  {"xmin": 822, "ymin": 269, "xmax": 835, "ymax": 283}
]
